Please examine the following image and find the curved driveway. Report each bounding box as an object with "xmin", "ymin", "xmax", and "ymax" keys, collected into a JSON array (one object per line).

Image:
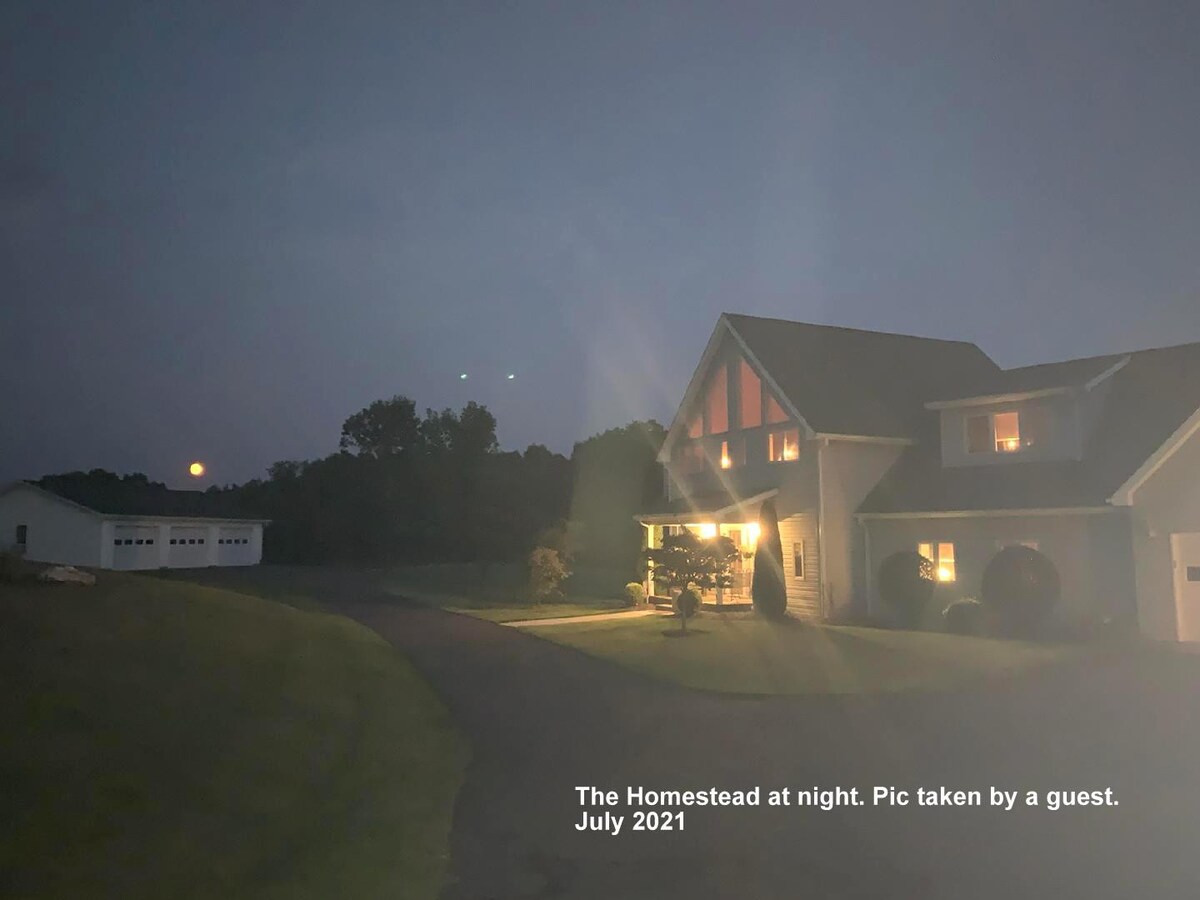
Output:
[{"xmin": 331, "ymin": 593, "xmax": 1200, "ymax": 899}]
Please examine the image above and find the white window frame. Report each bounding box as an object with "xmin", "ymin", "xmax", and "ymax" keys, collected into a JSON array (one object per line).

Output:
[{"xmin": 964, "ymin": 410, "xmax": 1023, "ymax": 455}]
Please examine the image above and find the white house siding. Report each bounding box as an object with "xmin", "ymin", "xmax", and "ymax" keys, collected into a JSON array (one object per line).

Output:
[
  {"xmin": 818, "ymin": 440, "xmax": 905, "ymax": 617},
  {"xmin": 779, "ymin": 513, "xmax": 821, "ymax": 617},
  {"xmin": 863, "ymin": 512, "xmax": 1134, "ymax": 626},
  {"xmin": 0, "ymin": 485, "xmax": 102, "ymax": 567},
  {"xmin": 1129, "ymin": 425, "xmax": 1200, "ymax": 641}
]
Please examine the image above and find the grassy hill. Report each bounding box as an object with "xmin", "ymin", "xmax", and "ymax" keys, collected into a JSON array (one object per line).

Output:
[{"xmin": 0, "ymin": 573, "xmax": 465, "ymax": 900}]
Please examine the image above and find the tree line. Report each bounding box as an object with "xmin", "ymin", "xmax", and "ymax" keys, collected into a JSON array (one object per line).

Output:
[{"xmin": 40, "ymin": 397, "xmax": 666, "ymax": 578}]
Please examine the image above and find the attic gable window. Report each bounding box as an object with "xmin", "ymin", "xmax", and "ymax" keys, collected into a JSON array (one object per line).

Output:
[
  {"xmin": 705, "ymin": 366, "xmax": 729, "ymax": 434},
  {"xmin": 738, "ymin": 359, "xmax": 762, "ymax": 428},
  {"xmin": 765, "ymin": 393, "xmax": 789, "ymax": 425}
]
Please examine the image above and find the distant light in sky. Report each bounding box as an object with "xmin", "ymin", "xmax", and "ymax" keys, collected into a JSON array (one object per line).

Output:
[
  {"xmin": 507, "ymin": 373, "xmax": 515, "ymax": 380},
  {"xmin": 460, "ymin": 373, "xmax": 468, "ymax": 380},
  {"xmin": 188, "ymin": 461, "xmax": 206, "ymax": 478}
]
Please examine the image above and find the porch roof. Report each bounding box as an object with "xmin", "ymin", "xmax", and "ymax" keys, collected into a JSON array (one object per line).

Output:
[{"xmin": 636, "ymin": 487, "xmax": 778, "ymax": 525}]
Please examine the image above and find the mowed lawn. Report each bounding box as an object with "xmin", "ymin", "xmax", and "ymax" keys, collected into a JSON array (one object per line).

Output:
[
  {"xmin": 524, "ymin": 612, "xmax": 1080, "ymax": 694},
  {"xmin": 0, "ymin": 574, "xmax": 466, "ymax": 900}
]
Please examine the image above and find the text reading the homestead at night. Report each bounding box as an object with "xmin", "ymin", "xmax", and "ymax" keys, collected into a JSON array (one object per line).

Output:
[{"xmin": 574, "ymin": 785, "xmax": 1119, "ymax": 834}]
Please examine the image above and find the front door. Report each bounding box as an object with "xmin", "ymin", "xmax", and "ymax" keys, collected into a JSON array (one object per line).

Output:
[{"xmin": 1171, "ymin": 533, "xmax": 1200, "ymax": 642}]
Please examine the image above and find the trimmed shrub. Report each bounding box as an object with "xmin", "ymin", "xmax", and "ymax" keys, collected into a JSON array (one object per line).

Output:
[
  {"xmin": 877, "ymin": 550, "xmax": 935, "ymax": 628},
  {"xmin": 529, "ymin": 546, "xmax": 570, "ymax": 601},
  {"xmin": 751, "ymin": 499, "xmax": 788, "ymax": 620},
  {"xmin": 675, "ymin": 587, "xmax": 701, "ymax": 634},
  {"xmin": 981, "ymin": 545, "xmax": 1060, "ymax": 639},
  {"xmin": 624, "ymin": 581, "xmax": 646, "ymax": 607},
  {"xmin": 943, "ymin": 598, "xmax": 985, "ymax": 636}
]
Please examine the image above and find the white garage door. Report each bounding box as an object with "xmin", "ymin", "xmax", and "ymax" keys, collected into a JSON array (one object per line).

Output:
[
  {"xmin": 168, "ymin": 527, "xmax": 209, "ymax": 568},
  {"xmin": 112, "ymin": 525, "xmax": 159, "ymax": 570},
  {"xmin": 1172, "ymin": 533, "xmax": 1200, "ymax": 642},
  {"xmin": 217, "ymin": 528, "xmax": 253, "ymax": 566}
]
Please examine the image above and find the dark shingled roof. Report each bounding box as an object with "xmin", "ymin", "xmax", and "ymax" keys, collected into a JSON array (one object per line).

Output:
[
  {"xmin": 725, "ymin": 314, "xmax": 1000, "ymax": 439},
  {"xmin": 30, "ymin": 479, "xmax": 265, "ymax": 520},
  {"xmin": 925, "ymin": 353, "xmax": 1128, "ymax": 404},
  {"xmin": 639, "ymin": 485, "xmax": 778, "ymax": 519},
  {"xmin": 860, "ymin": 341, "xmax": 1200, "ymax": 514}
]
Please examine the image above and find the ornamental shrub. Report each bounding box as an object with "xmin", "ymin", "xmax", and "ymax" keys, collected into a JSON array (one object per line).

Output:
[
  {"xmin": 624, "ymin": 581, "xmax": 646, "ymax": 607},
  {"xmin": 943, "ymin": 597, "xmax": 985, "ymax": 636},
  {"xmin": 981, "ymin": 545, "xmax": 1060, "ymax": 639},
  {"xmin": 529, "ymin": 546, "xmax": 570, "ymax": 602},
  {"xmin": 877, "ymin": 550, "xmax": 935, "ymax": 628}
]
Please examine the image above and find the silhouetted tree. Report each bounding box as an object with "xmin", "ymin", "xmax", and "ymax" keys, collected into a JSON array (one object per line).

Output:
[
  {"xmin": 751, "ymin": 499, "xmax": 788, "ymax": 619},
  {"xmin": 339, "ymin": 395, "xmax": 423, "ymax": 457}
]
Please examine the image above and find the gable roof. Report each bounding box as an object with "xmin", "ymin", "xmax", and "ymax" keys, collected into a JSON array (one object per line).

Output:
[
  {"xmin": 721, "ymin": 314, "xmax": 1000, "ymax": 438},
  {"xmin": 860, "ymin": 340, "xmax": 1200, "ymax": 514},
  {"xmin": 924, "ymin": 353, "xmax": 1129, "ymax": 406},
  {"xmin": 5, "ymin": 480, "xmax": 269, "ymax": 522}
]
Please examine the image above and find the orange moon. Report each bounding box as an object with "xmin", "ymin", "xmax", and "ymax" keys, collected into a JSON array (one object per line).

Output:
[{"xmin": 188, "ymin": 461, "xmax": 206, "ymax": 477}]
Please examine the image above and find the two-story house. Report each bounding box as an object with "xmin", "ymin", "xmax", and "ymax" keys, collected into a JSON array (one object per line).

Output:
[{"xmin": 639, "ymin": 313, "xmax": 1200, "ymax": 642}]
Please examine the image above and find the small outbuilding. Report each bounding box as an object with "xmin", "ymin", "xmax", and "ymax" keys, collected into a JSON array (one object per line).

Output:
[{"xmin": 0, "ymin": 481, "xmax": 269, "ymax": 571}]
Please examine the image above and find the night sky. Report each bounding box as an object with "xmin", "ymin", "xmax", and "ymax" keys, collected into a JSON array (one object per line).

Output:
[{"xmin": 3, "ymin": 1, "xmax": 1199, "ymax": 487}]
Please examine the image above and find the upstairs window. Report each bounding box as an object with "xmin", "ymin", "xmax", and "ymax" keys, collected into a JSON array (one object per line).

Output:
[
  {"xmin": 705, "ymin": 366, "xmax": 728, "ymax": 434},
  {"xmin": 768, "ymin": 428, "xmax": 800, "ymax": 462},
  {"xmin": 966, "ymin": 411, "xmax": 1023, "ymax": 454},
  {"xmin": 765, "ymin": 393, "xmax": 789, "ymax": 425},
  {"xmin": 687, "ymin": 415, "xmax": 703, "ymax": 439},
  {"xmin": 739, "ymin": 359, "xmax": 762, "ymax": 428},
  {"xmin": 993, "ymin": 412, "xmax": 1020, "ymax": 452},
  {"xmin": 15, "ymin": 525, "xmax": 27, "ymax": 546},
  {"xmin": 719, "ymin": 437, "xmax": 745, "ymax": 470}
]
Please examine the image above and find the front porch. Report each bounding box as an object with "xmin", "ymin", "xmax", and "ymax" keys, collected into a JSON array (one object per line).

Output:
[{"xmin": 642, "ymin": 520, "xmax": 762, "ymax": 608}]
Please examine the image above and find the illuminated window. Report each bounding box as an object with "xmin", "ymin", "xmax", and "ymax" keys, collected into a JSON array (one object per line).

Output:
[
  {"xmin": 765, "ymin": 393, "xmax": 789, "ymax": 425},
  {"xmin": 705, "ymin": 366, "xmax": 728, "ymax": 434},
  {"xmin": 768, "ymin": 428, "xmax": 800, "ymax": 462},
  {"xmin": 698, "ymin": 523, "xmax": 718, "ymax": 539},
  {"xmin": 793, "ymin": 541, "xmax": 806, "ymax": 579},
  {"xmin": 719, "ymin": 437, "xmax": 745, "ymax": 470},
  {"xmin": 993, "ymin": 412, "xmax": 1020, "ymax": 452},
  {"xmin": 965, "ymin": 411, "xmax": 1023, "ymax": 454},
  {"xmin": 739, "ymin": 359, "xmax": 762, "ymax": 428},
  {"xmin": 918, "ymin": 542, "xmax": 956, "ymax": 582}
]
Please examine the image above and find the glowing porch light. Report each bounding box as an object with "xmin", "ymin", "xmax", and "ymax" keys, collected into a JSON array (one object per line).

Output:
[
  {"xmin": 698, "ymin": 523, "xmax": 718, "ymax": 539},
  {"xmin": 747, "ymin": 522, "xmax": 761, "ymax": 542}
]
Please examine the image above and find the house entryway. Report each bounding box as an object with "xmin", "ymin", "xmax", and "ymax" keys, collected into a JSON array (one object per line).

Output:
[{"xmin": 1171, "ymin": 532, "xmax": 1200, "ymax": 642}]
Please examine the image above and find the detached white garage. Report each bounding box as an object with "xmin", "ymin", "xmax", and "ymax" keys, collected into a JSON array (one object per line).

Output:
[{"xmin": 0, "ymin": 481, "xmax": 269, "ymax": 571}]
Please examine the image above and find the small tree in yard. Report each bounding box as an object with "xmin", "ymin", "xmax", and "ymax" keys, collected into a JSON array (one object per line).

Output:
[
  {"xmin": 878, "ymin": 550, "xmax": 935, "ymax": 628},
  {"xmin": 647, "ymin": 530, "xmax": 738, "ymax": 634},
  {"xmin": 981, "ymin": 545, "xmax": 1060, "ymax": 639},
  {"xmin": 751, "ymin": 499, "xmax": 788, "ymax": 620},
  {"xmin": 675, "ymin": 587, "xmax": 701, "ymax": 634},
  {"xmin": 529, "ymin": 546, "xmax": 570, "ymax": 602}
]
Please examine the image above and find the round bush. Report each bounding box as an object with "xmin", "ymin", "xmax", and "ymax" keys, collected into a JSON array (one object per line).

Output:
[
  {"xmin": 877, "ymin": 550, "xmax": 935, "ymax": 628},
  {"xmin": 624, "ymin": 581, "xmax": 646, "ymax": 607},
  {"xmin": 980, "ymin": 545, "xmax": 1060, "ymax": 639},
  {"xmin": 943, "ymin": 598, "xmax": 985, "ymax": 636}
]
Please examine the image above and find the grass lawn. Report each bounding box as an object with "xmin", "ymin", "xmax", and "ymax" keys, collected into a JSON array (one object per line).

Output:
[
  {"xmin": 523, "ymin": 612, "xmax": 1081, "ymax": 694},
  {"xmin": 0, "ymin": 573, "xmax": 466, "ymax": 900},
  {"xmin": 384, "ymin": 562, "xmax": 630, "ymax": 622}
]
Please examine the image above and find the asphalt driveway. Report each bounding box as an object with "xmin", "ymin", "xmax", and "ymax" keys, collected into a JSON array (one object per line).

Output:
[{"xmin": 329, "ymin": 593, "xmax": 1200, "ymax": 899}]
